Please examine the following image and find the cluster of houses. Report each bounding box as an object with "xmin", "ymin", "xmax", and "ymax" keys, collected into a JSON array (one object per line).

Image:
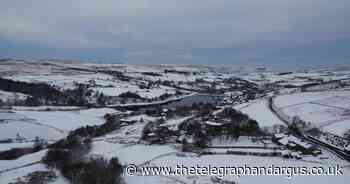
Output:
[{"xmin": 273, "ymin": 133, "xmax": 321, "ymax": 157}]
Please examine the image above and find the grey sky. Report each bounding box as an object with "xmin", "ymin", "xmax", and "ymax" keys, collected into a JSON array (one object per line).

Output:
[{"xmin": 1, "ymin": 0, "xmax": 349, "ymax": 65}]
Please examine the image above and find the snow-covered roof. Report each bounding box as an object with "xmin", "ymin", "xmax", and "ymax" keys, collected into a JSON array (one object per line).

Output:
[
  {"xmin": 274, "ymin": 133, "xmax": 285, "ymax": 139},
  {"xmin": 205, "ymin": 121, "xmax": 223, "ymax": 126},
  {"xmin": 281, "ymin": 150, "xmax": 291, "ymax": 156},
  {"xmin": 345, "ymin": 144, "xmax": 350, "ymax": 152},
  {"xmin": 278, "ymin": 135, "xmax": 312, "ymax": 149}
]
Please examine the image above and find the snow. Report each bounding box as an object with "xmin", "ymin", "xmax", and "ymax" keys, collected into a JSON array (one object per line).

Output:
[
  {"xmin": 275, "ymin": 91, "xmax": 350, "ymax": 108},
  {"xmin": 161, "ymin": 116, "xmax": 193, "ymax": 131},
  {"xmin": 121, "ymin": 114, "xmax": 158, "ymax": 122},
  {"xmin": 0, "ymin": 142, "xmax": 34, "ymax": 152},
  {"xmin": 281, "ymin": 103, "xmax": 345, "ymax": 124},
  {"xmin": 321, "ymin": 119, "xmax": 350, "ymax": 137},
  {"xmin": 313, "ymin": 96, "xmax": 350, "ymax": 109},
  {"xmin": 6, "ymin": 71, "xmax": 178, "ymax": 99},
  {"xmin": 208, "ymin": 148, "xmax": 280, "ymax": 154},
  {"xmin": 12, "ymin": 106, "xmax": 83, "ymax": 111},
  {"xmin": 0, "ymin": 157, "xmax": 70, "ymax": 184},
  {"xmin": 277, "ymin": 135, "xmax": 312, "ymax": 149},
  {"xmin": 93, "ymin": 85, "xmax": 176, "ymax": 99},
  {"xmin": 15, "ymin": 108, "xmax": 117, "ymax": 132},
  {"xmin": 0, "ymin": 163, "xmax": 48, "ymax": 183},
  {"xmin": 89, "ymin": 142, "xmax": 176, "ymax": 165},
  {"xmin": 98, "ymin": 115, "xmax": 157, "ymax": 143},
  {"xmin": 0, "ymin": 112, "xmax": 27, "ymax": 120},
  {"xmin": 236, "ymin": 99, "xmax": 285, "ymax": 127},
  {"xmin": 345, "ymin": 145, "xmax": 350, "ymax": 152},
  {"xmin": 111, "ymin": 93, "xmax": 194, "ymax": 108},
  {"xmin": 5, "ymin": 73, "xmax": 114, "ymax": 90},
  {"xmin": 275, "ymin": 90, "xmax": 350, "ymax": 136},
  {"xmin": 0, "ymin": 90, "xmax": 29, "ymax": 101},
  {"xmin": 124, "ymin": 175, "xmax": 177, "ymax": 184},
  {"xmin": 136, "ymin": 154, "xmax": 350, "ymax": 184},
  {"xmin": 2, "ymin": 61, "xmax": 350, "ymax": 184},
  {"xmin": 210, "ymin": 136, "xmax": 266, "ymax": 147},
  {"xmin": 205, "ymin": 121, "xmax": 223, "ymax": 126},
  {"xmin": 274, "ymin": 133, "xmax": 285, "ymax": 139},
  {"xmin": 0, "ymin": 108, "xmax": 117, "ymax": 141},
  {"xmin": 0, "ymin": 120, "xmax": 66, "ymax": 141},
  {"xmin": 0, "ymin": 150, "xmax": 47, "ymax": 171}
]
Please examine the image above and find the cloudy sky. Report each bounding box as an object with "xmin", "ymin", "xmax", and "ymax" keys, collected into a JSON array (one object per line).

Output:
[{"xmin": 1, "ymin": 0, "xmax": 349, "ymax": 66}]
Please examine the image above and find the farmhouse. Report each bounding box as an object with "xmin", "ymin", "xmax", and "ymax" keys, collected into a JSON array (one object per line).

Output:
[{"xmin": 273, "ymin": 134, "xmax": 319, "ymax": 155}]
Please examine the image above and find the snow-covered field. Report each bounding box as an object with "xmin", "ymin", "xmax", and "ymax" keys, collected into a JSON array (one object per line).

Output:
[
  {"xmin": 281, "ymin": 103, "xmax": 346, "ymax": 125},
  {"xmin": 0, "ymin": 149, "xmax": 69, "ymax": 184},
  {"xmin": 0, "ymin": 119, "xmax": 65, "ymax": 141},
  {"xmin": 235, "ymin": 99, "xmax": 285, "ymax": 128},
  {"xmin": 274, "ymin": 91, "xmax": 350, "ymax": 108},
  {"xmin": 0, "ymin": 150, "xmax": 47, "ymax": 171},
  {"xmin": 0, "ymin": 163, "xmax": 48, "ymax": 183},
  {"xmin": 89, "ymin": 142, "xmax": 176, "ymax": 165},
  {"xmin": 5, "ymin": 73, "xmax": 114, "ymax": 90},
  {"xmin": 0, "ymin": 142, "xmax": 34, "ymax": 152},
  {"xmin": 15, "ymin": 108, "xmax": 117, "ymax": 132},
  {"xmin": 0, "ymin": 108, "xmax": 117, "ymax": 141},
  {"xmin": 322, "ymin": 119, "xmax": 350, "ymax": 137},
  {"xmin": 0, "ymin": 90, "xmax": 28, "ymax": 102},
  {"xmin": 275, "ymin": 91, "xmax": 350, "ymax": 137}
]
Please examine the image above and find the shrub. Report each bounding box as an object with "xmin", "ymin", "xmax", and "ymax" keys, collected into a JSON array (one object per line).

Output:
[
  {"xmin": 61, "ymin": 157, "xmax": 123, "ymax": 184},
  {"xmin": 118, "ymin": 91, "xmax": 142, "ymax": 99},
  {"xmin": 0, "ymin": 148, "xmax": 36, "ymax": 160},
  {"xmin": 43, "ymin": 149, "xmax": 72, "ymax": 168}
]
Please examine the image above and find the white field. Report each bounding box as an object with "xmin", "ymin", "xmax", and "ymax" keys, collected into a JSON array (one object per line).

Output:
[
  {"xmin": 89, "ymin": 142, "xmax": 176, "ymax": 166},
  {"xmin": 15, "ymin": 108, "xmax": 117, "ymax": 131},
  {"xmin": 5, "ymin": 73, "xmax": 114, "ymax": 90},
  {"xmin": 281, "ymin": 103, "xmax": 345, "ymax": 124},
  {"xmin": 0, "ymin": 108, "xmax": 117, "ymax": 141},
  {"xmin": 274, "ymin": 91, "xmax": 350, "ymax": 108},
  {"xmin": 0, "ymin": 142, "xmax": 34, "ymax": 152},
  {"xmin": 0, "ymin": 149, "xmax": 69, "ymax": 184},
  {"xmin": 240, "ymin": 69, "xmax": 350, "ymax": 87},
  {"xmin": 322, "ymin": 119, "xmax": 350, "ymax": 137},
  {"xmin": 0, "ymin": 90, "xmax": 29, "ymax": 102},
  {"xmin": 0, "ymin": 150, "xmax": 47, "ymax": 171},
  {"xmin": 0, "ymin": 120, "xmax": 65, "ymax": 141},
  {"xmin": 236, "ymin": 99, "xmax": 285, "ymax": 128},
  {"xmin": 275, "ymin": 91, "xmax": 350, "ymax": 137},
  {"xmin": 313, "ymin": 96, "xmax": 350, "ymax": 109},
  {"xmin": 0, "ymin": 163, "xmax": 47, "ymax": 183}
]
